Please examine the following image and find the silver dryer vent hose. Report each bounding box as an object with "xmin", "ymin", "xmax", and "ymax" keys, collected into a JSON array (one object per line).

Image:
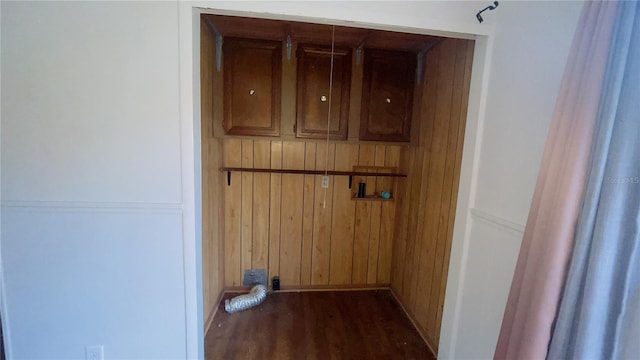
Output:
[{"xmin": 224, "ymin": 284, "xmax": 268, "ymax": 313}]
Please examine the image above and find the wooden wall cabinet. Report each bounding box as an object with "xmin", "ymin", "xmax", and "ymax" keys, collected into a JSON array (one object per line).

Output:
[
  {"xmin": 360, "ymin": 49, "xmax": 416, "ymax": 142},
  {"xmin": 296, "ymin": 45, "xmax": 352, "ymax": 140},
  {"xmin": 223, "ymin": 37, "xmax": 282, "ymax": 136}
]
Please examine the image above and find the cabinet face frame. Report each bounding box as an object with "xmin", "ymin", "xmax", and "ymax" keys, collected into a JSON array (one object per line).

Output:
[
  {"xmin": 360, "ymin": 49, "xmax": 416, "ymax": 142},
  {"xmin": 295, "ymin": 44, "xmax": 352, "ymax": 140},
  {"xmin": 223, "ymin": 37, "xmax": 282, "ymax": 137}
]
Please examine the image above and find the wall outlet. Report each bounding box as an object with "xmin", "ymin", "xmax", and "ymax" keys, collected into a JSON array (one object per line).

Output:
[
  {"xmin": 86, "ymin": 345, "xmax": 104, "ymax": 360},
  {"xmin": 321, "ymin": 176, "xmax": 329, "ymax": 188}
]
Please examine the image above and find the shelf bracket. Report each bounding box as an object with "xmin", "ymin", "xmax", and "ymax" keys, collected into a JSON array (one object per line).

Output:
[
  {"xmin": 356, "ymin": 44, "xmax": 364, "ymax": 65},
  {"xmin": 203, "ymin": 18, "xmax": 224, "ymax": 72},
  {"xmin": 216, "ymin": 34, "xmax": 224, "ymax": 72},
  {"xmin": 286, "ymin": 35, "xmax": 292, "ymax": 61},
  {"xmin": 416, "ymin": 50, "xmax": 425, "ymax": 83},
  {"xmin": 205, "ymin": 19, "xmax": 224, "ymax": 72}
]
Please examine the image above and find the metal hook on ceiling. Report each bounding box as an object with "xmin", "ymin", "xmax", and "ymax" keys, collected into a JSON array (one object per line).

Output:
[{"xmin": 476, "ymin": 1, "xmax": 499, "ymax": 23}]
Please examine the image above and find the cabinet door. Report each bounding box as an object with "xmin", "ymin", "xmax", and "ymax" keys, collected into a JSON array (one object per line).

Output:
[
  {"xmin": 223, "ymin": 37, "xmax": 282, "ymax": 136},
  {"xmin": 296, "ymin": 45, "xmax": 351, "ymax": 140},
  {"xmin": 360, "ymin": 49, "xmax": 415, "ymax": 142}
]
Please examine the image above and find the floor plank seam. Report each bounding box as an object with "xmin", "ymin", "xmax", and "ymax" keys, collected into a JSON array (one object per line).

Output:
[
  {"xmin": 204, "ymin": 290, "xmax": 226, "ymax": 335},
  {"xmin": 206, "ymin": 288, "xmax": 435, "ymax": 359},
  {"xmin": 389, "ymin": 287, "xmax": 438, "ymax": 358}
]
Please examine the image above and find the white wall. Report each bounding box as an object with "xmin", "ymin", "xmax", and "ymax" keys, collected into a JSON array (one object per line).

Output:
[
  {"xmin": 1, "ymin": 1, "xmax": 582, "ymax": 359},
  {"xmin": 1, "ymin": 2, "xmax": 186, "ymax": 359},
  {"xmin": 474, "ymin": 1, "xmax": 582, "ymax": 222},
  {"xmin": 190, "ymin": 2, "xmax": 583, "ymax": 359},
  {"xmin": 442, "ymin": 1, "xmax": 583, "ymax": 359}
]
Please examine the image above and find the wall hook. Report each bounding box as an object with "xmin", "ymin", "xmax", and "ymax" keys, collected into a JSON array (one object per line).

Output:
[{"xmin": 476, "ymin": 1, "xmax": 499, "ymax": 23}]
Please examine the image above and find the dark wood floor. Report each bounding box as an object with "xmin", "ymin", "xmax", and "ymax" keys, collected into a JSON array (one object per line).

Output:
[{"xmin": 205, "ymin": 290, "xmax": 435, "ymax": 360}]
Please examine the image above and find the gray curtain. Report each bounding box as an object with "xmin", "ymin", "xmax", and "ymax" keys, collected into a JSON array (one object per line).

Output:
[{"xmin": 548, "ymin": 1, "xmax": 640, "ymax": 359}]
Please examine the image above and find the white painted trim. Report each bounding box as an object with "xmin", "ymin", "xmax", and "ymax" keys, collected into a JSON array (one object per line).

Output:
[
  {"xmin": 439, "ymin": 32, "xmax": 495, "ymax": 359},
  {"xmin": 470, "ymin": 208, "xmax": 525, "ymax": 236},
  {"xmin": 0, "ymin": 225, "xmax": 13, "ymax": 360},
  {"xmin": 0, "ymin": 264, "xmax": 12, "ymax": 360},
  {"xmin": 178, "ymin": 2, "xmax": 202, "ymax": 359},
  {"xmin": 0, "ymin": 201, "xmax": 183, "ymax": 213},
  {"xmin": 180, "ymin": 3, "xmax": 498, "ymax": 360},
  {"xmin": 191, "ymin": 2, "xmax": 494, "ymax": 37}
]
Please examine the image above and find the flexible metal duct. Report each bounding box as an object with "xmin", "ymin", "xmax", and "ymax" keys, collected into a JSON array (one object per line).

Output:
[{"xmin": 224, "ymin": 284, "xmax": 268, "ymax": 313}]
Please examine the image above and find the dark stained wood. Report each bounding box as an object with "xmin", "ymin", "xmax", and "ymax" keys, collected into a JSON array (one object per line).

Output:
[
  {"xmin": 389, "ymin": 38, "xmax": 475, "ymax": 353},
  {"xmin": 202, "ymin": 14, "xmax": 439, "ymax": 51},
  {"xmin": 360, "ymin": 49, "xmax": 415, "ymax": 142},
  {"xmin": 223, "ymin": 37, "xmax": 282, "ymax": 136},
  {"xmin": 296, "ymin": 45, "xmax": 352, "ymax": 140},
  {"xmin": 203, "ymin": 15, "xmax": 287, "ymax": 41},
  {"xmin": 205, "ymin": 290, "xmax": 435, "ymax": 360},
  {"xmin": 201, "ymin": 19, "xmax": 225, "ymax": 322},
  {"xmin": 363, "ymin": 31, "xmax": 441, "ymax": 53},
  {"xmin": 290, "ymin": 23, "xmax": 368, "ymax": 47}
]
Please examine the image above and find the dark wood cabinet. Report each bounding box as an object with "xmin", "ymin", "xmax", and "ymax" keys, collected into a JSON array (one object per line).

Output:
[
  {"xmin": 296, "ymin": 44, "xmax": 352, "ymax": 140},
  {"xmin": 360, "ymin": 49, "xmax": 415, "ymax": 142},
  {"xmin": 223, "ymin": 37, "xmax": 282, "ymax": 136}
]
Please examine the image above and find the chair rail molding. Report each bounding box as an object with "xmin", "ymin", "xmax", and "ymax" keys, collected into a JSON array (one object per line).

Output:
[{"xmin": 469, "ymin": 208, "xmax": 525, "ymax": 236}]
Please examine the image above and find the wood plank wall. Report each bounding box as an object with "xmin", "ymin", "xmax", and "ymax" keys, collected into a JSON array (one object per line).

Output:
[
  {"xmin": 390, "ymin": 38, "xmax": 474, "ymax": 352},
  {"xmin": 223, "ymin": 139, "xmax": 401, "ymax": 288},
  {"xmin": 202, "ymin": 21, "xmax": 225, "ymax": 323},
  {"xmin": 203, "ymin": 20, "xmax": 475, "ymax": 349}
]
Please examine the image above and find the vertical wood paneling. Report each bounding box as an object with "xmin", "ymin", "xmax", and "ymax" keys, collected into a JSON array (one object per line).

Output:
[
  {"xmin": 240, "ymin": 140, "xmax": 254, "ymax": 281},
  {"xmin": 269, "ymin": 141, "xmax": 283, "ymax": 280},
  {"xmin": 224, "ymin": 138, "xmax": 243, "ymax": 286},
  {"xmin": 221, "ymin": 140, "xmax": 405, "ymax": 289},
  {"xmin": 201, "ymin": 21, "xmax": 219, "ymax": 321},
  {"xmin": 391, "ymin": 146, "xmax": 414, "ymax": 292},
  {"xmin": 374, "ymin": 146, "xmax": 388, "ymax": 194},
  {"xmin": 414, "ymin": 39, "xmax": 456, "ymax": 332},
  {"xmin": 425, "ymin": 42, "xmax": 466, "ymax": 338},
  {"xmin": 367, "ymin": 203, "xmax": 382, "ymax": 284},
  {"xmin": 252, "ymin": 140, "xmax": 271, "ymax": 270},
  {"xmin": 434, "ymin": 40, "xmax": 474, "ymax": 337},
  {"xmin": 281, "ymin": 43, "xmax": 297, "ymax": 137},
  {"xmin": 378, "ymin": 146, "xmax": 400, "ymax": 283},
  {"xmin": 390, "ymin": 38, "xmax": 474, "ymax": 352},
  {"xmin": 366, "ymin": 146, "xmax": 386, "ymax": 284},
  {"xmin": 206, "ymin": 32, "xmax": 473, "ymax": 358},
  {"xmin": 352, "ymin": 202, "xmax": 372, "ymax": 284},
  {"xmin": 301, "ymin": 143, "xmax": 317, "ymax": 285},
  {"xmin": 407, "ymin": 43, "xmax": 439, "ymax": 311},
  {"xmin": 352, "ymin": 145, "xmax": 375, "ymax": 284},
  {"xmin": 348, "ymin": 51, "xmax": 364, "ymax": 140},
  {"xmin": 280, "ymin": 142, "xmax": 305, "ymax": 285},
  {"xmin": 311, "ymin": 143, "xmax": 335, "ymax": 285},
  {"xmin": 329, "ymin": 144, "xmax": 359, "ymax": 284}
]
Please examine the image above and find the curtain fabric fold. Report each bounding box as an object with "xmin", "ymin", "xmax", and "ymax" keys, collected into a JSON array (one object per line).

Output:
[
  {"xmin": 547, "ymin": 2, "xmax": 640, "ymax": 359},
  {"xmin": 494, "ymin": 2, "xmax": 620, "ymax": 359}
]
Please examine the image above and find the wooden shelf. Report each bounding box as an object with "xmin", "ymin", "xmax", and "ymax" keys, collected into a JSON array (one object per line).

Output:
[
  {"xmin": 221, "ymin": 167, "xmax": 406, "ymax": 187},
  {"xmin": 350, "ymin": 165, "xmax": 398, "ymax": 200},
  {"xmin": 352, "ymin": 195, "xmax": 393, "ymax": 201},
  {"xmin": 221, "ymin": 167, "xmax": 406, "ymax": 178}
]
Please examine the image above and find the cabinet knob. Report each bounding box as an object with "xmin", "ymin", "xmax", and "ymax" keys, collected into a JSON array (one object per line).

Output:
[
  {"xmin": 320, "ymin": 95, "xmax": 327, "ymax": 102},
  {"xmin": 249, "ymin": 89, "xmax": 256, "ymax": 95},
  {"xmin": 386, "ymin": 97, "xmax": 391, "ymax": 104}
]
